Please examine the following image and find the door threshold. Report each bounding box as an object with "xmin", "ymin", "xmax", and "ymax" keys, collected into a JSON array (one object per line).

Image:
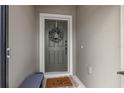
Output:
[{"xmin": 44, "ymin": 72, "xmax": 71, "ymax": 78}]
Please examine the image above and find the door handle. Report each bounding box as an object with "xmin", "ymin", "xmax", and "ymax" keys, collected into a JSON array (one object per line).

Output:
[
  {"xmin": 65, "ymin": 47, "xmax": 67, "ymax": 55},
  {"xmin": 117, "ymin": 71, "xmax": 124, "ymax": 75},
  {"xmin": 65, "ymin": 40, "xmax": 67, "ymax": 55}
]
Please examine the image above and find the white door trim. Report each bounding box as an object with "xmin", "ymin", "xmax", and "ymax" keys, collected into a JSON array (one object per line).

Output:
[
  {"xmin": 120, "ymin": 5, "xmax": 124, "ymax": 88},
  {"xmin": 39, "ymin": 13, "xmax": 73, "ymax": 75}
]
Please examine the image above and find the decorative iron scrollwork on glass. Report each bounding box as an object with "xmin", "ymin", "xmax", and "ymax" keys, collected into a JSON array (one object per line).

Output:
[{"xmin": 49, "ymin": 26, "xmax": 64, "ymax": 43}]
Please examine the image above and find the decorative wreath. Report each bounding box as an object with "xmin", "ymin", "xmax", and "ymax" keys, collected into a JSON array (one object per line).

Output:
[{"xmin": 49, "ymin": 27, "xmax": 64, "ymax": 43}]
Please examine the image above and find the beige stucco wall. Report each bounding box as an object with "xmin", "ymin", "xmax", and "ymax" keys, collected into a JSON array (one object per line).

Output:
[
  {"xmin": 9, "ymin": 5, "xmax": 36, "ymax": 88},
  {"xmin": 76, "ymin": 5, "xmax": 121, "ymax": 88}
]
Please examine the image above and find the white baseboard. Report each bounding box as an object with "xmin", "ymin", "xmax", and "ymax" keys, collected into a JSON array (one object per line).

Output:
[{"xmin": 73, "ymin": 75, "xmax": 86, "ymax": 88}]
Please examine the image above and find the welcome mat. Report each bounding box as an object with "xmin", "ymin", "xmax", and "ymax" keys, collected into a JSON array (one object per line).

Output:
[{"xmin": 43, "ymin": 76, "xmax": 79, "ymax": 88}]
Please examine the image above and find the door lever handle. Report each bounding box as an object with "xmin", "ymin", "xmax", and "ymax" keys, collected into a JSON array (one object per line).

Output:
[
  {"xmin": 65, "ymin": 47, "xmax": 67, "ymax": 55},
  {"xmin": 117, "ymin": 71, "xmax": 124, "ymax": 75}
]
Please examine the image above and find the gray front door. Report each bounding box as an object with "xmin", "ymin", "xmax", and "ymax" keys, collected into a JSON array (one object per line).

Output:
[{"xmin": 45, "ymin": 19, "xmax": 68, "ymax": 72}]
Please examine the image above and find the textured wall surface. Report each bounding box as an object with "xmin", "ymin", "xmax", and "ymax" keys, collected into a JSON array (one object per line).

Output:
[
  {"xmin": 9, "ymin": 6, "xmax": 36, "ymax": 88},
  {"xmin": 76, "ymin": 6, "xmax": 121, "ymax": 88}
]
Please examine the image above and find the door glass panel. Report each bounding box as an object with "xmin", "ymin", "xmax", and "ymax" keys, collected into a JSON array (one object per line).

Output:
[{"xmin": 45, "ymin": 19, "xmax": 68, "ymax": 72}]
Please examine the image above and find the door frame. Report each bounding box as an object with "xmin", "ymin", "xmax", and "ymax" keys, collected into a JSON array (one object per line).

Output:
[
  {"xmin": 0, "ymin": 5, "xmax": 9, "ymax": 88},
  {"xmin": 39, "ymin": 13, "xmax": 73, "ymax": 76},
  {"xmin": 120, "ymin": 5, "xmax": 124, "ymax": 88}
]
